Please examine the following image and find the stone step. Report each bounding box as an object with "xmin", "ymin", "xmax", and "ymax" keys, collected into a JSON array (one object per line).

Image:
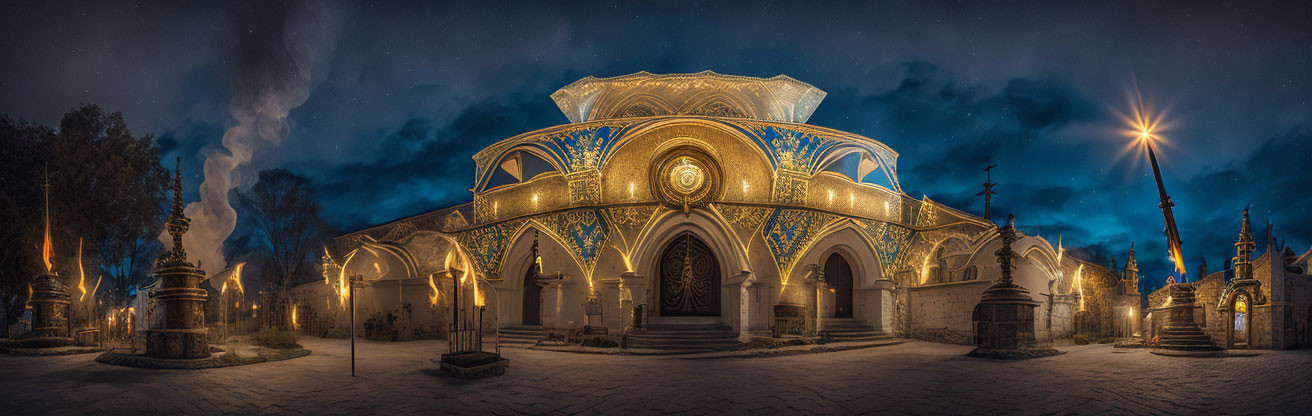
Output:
[
  {"xmin": 644, "ymin": 324, "xmax": 734, "ymax": 332},
  {"xmin": 627, "ymin": 341, "xmax": 739, "ymax": 350},
  {"xmin": 499, "ymin": 329, "xmax": 546, "ymax": 336},
  {"xmin": 629, "ymin": 331, "xmax": 738, "ymax": 338}
]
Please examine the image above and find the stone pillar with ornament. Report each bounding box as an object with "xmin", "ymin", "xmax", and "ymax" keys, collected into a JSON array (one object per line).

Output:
[
  {"xmin": 23, "ymin": 273, "xmax": 73, "ymax": 347},
  {"xmin": 805, "ymin": 265, "xmax": 825, "ymax": 336},
  {"xmin": 970, "ymin": 215, "xmax": 1058, "ymax": 358},
  {"xmin": 19, "ymin": 173, "xmax": 74, "ymax": 348},
  {"xmin": 619, "ymin": 272, "xmax": 646, "ymax": 329},
  {"xmin": 146, "ymin": 159, "xmax": 210, "ymax": 359}
]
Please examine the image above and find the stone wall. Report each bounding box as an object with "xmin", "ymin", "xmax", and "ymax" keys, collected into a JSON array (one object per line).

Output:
[{"xmin": 907, "ymin": 280, "xmax": 991, "ymax": 344}]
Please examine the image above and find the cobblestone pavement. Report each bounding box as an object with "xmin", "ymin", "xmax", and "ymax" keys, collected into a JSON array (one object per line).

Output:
[{"xmin": 2, "ymin": 338, "xmax": 1310, "ymax": 415}]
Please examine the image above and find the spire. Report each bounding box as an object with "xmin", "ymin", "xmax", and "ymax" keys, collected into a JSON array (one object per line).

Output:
[
  {"xmin": 1124, "ymin": 242, "xmax": 1138, "ymax": 276},
  {"xmin": 1238, "ymin": 207, "xmax": 1253, "ymax": 245},
  {"xmin": 159, "ymin": 157, "xmax": 193, "ymax": 267},
  {"xmin": 1234, "ymin": 208, "xmax": 1255, "ymax": 281}
]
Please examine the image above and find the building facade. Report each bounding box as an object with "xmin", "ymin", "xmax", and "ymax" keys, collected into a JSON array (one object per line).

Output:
[
  {"xmin": 299, "ymin": 72, "xmax": 1133, "ymax": 345},
  {"xmin": 1146, "ymin": 209, "xmax": 1312, "ymax": 349}
]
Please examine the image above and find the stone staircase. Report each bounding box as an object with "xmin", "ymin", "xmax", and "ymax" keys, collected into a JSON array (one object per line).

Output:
[
  {"xmin": 498, "ymin": 325, "xmax": 546, "ymax": 348},
  {"xmin": 627, "ymin": 317, "xmax": 739, "ymax": 353},
  {"xmin": 1157, "ymin": 321, "xmax": 1222, "ymax": 351},
  {"xmin": 819, "ymin": 317, "xmax": 887, "ymax": 342}
]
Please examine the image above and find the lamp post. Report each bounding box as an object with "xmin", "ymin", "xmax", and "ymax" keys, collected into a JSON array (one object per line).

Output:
[{"xmin": 349, "ymin": 273, "xmax": 363, "ymax": 377}]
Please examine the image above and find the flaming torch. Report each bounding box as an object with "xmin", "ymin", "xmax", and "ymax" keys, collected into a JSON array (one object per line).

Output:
[{"xmin": 1120, "ymin": 89, "xmax": 1187, "ymax": 283}]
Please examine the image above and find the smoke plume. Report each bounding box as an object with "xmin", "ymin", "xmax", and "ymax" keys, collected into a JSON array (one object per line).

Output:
[{"xmin": 163, "ymin": 1, "xmax": 344, "ymax": 275}]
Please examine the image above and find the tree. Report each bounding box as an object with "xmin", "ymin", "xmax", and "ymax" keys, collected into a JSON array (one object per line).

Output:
[
  {"xmin": 236, "ymin": 169, "xmax": 335, "ymax": 298},
  {"xmin": 0, "ymin": 116, "xmax": 54, "ymax": 335},
  {"xmin": 0, "ymin": 105, "xmax": 169, "ymax": 334}
]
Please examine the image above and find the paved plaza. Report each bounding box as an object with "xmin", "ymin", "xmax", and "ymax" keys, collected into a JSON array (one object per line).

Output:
[{"xmin": 2, "ymin": 337, "xmax": 1310, "ymax": 415}]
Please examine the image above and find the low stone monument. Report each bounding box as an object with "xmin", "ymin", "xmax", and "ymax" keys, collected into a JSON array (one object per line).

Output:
[
  {"xmin": 969, "ymin": 215, "xmax": 1060, "ymax": 359},
  {"xmin": 19, "ymin": 272, "xmax": 73, "ymax": 348},
  {"xmin": 146, "ymin": 160, "xmax": 210, "ymax": 359},
  {"xmin": 1152, "ymin": 283, "xmax": 1222, "ymax": 355}
]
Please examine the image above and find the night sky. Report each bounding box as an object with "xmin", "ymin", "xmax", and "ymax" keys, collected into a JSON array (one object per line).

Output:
[{"xmin": 3, "ymin": 1, "xmax": 1310, "ymax": 294}]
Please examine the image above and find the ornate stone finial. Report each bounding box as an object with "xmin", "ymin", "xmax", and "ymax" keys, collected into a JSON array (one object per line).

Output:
[
  {"xmin": 1124, "ymin": 242, "xmax": 1138, "ymax": 276},
  {"xmin": 1234, "ymin": 207, "xmax": 1255, "ymax": 281},
  {"xmin": 158, "ymin": 157, "xmax": 193, "ymax": 267},
  {"xmin": 995, "ymin": 214, "xmax": 1019, "ymax": 285}
]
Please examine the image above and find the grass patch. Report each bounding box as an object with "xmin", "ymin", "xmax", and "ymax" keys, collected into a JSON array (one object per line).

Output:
[{"xmin": 253, "ymin": 327, "xmax": 302, "ymax": 350}]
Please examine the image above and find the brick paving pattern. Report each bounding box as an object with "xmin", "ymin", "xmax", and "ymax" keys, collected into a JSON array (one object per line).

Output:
[{"xmin": 2, "ymin": 338, "xmax": 1309, "ymax": 415}]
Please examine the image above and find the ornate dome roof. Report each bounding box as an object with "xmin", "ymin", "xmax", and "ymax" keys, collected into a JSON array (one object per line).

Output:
[{"xmin": 550, "ymin": 71, "xmax": 827, "ymax": 124}]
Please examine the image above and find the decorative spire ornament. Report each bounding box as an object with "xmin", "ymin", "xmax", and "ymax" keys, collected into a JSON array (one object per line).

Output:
[
  {"xmin": 158, "ymin": 157, "xmax": 193, "ymax": 268},
  {"xmin": 994, "ymin": 214, "xmax": 1019, "ymax": 286},
  {"xmin": 1234, "ymin": 207, "xmax": 1255, "ymax": 281}
]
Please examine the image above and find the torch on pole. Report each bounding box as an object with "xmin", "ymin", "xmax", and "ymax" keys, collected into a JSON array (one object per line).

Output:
[{"xmin": 349, "ymin": 274, "xmax": 363, "ymax": 377}]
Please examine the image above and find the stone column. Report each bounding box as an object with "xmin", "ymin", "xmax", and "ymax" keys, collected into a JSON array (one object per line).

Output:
[
  {"xmin": 595, "ymin": 276, "xmax": 622, "ymax": 330},
  {"xmin": 619, "ymin": 272, "xmax": 645, "ymax": 328},
  {"xmin": 804, "ymin": 265, "xmax": 824, "ymax": 335},
  {"xmin": 539, "ymin": 278, "xmax": 563, "ymax": 329},
  {"xmin": 870, "ymin": 278, "xmax": 895, "ymax": 333},
  {"xmin": 723, "ymin": 271, "xmax": 752, "ymax": 334}
]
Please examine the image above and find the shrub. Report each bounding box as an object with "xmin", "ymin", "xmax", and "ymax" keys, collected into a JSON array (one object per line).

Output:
[{"xmin": 253, "ymin": 327, "xmax": 302, "ymax": 349}]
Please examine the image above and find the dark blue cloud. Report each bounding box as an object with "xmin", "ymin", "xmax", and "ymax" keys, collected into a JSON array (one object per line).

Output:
[{"xmin": 2, "ymin": 1, "xmax": 1310, "ymax": 297}]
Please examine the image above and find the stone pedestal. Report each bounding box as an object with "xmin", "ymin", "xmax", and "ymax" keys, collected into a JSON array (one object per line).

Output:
[
  {"xmin": 972, "ymin": 280, "xmax": 1040, "ymax": 349},
  {"xmin": 20, "ymin": 273, "xmax": 73, "ymax": 348},
  {"xmin": 723, "ymin": 271, "xmax": 752, "ymax": 333},
  {"xmin": 867, "ymin": 278, "xmax": 896, "ymax": 332},
  {"xmin": 146, "ymin": 263, "xmax": 210, "ymax": 359},
  {"xmin": 539, "ymin": 279, "xmax": 565, "ymax": 329},
  {"xmin": 1156, "ymin": 283, "xmax": 1221, "ymax": 351},
  {"xmin": 619, "ymin": 272, "xmax": 645, "ymax": 329}
]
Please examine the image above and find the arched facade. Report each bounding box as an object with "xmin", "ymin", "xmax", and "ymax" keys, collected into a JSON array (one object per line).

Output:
[{"xmin": 310, "ymin": 72, "xmax": 1114, "ymax": 346}]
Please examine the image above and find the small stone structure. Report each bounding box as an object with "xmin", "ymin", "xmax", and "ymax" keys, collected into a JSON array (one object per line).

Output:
[
  {"xmin": 1153, "ymin": 283, "xmax": 1221, "ymax": 353},
  {"xmin": 970, "ymin": 215, "xmax": 1059, "ymax": 358},
  {"xmin": 20, "ymin": 272, "xmax": 73, "ymax": 348},
  {"xmin": 145, "ymin": 160, "xmax": 210, "ymax": 359}
]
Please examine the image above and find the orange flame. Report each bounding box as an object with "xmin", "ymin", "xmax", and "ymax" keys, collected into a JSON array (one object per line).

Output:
[
  {"xmin": 427, "ymin": 273, "xmax": 441, "ymax": 307},
  {"xmin": 1075, "ymin": 264, "xmax": 1086, "ymax": 311},
  {"xmin": 336, "ymin": 250, "xmax": 357, "ymax": 309},
  {"xmin": 42, "ymin": 182, "xmax": 53, "ymax": 273},
  {"xmin": 89, "ymin": 274, "xmax": 102, "ymax": 302},
  {"xmin": 474, "ymin": 283, "xmax": 485, "ymax": 307},
  {"xmin": 25, "ymin": 283, "xmax": 33, "ymax": 310},
  {"xmin": 290, "ymin": 305, "xmax": 300, "ymax": 331},
  {"xmin": 1169, "ymin": 248, "xmax": 1187, "ymax": 281},
  {"xmin": 76, "ymin": 239, "xmax": 87, "ymax": 301},
  {"xmin": 231, "ymin": 262, "xmax": 246, "ymax": 294}
]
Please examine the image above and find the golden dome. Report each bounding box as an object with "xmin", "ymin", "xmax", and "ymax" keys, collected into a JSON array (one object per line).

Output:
[{"xmin": 550, "ymin": 71, "xmax": 827, "ymax": 124}]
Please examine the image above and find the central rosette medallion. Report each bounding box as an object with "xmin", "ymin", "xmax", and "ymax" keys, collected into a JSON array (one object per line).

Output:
[{"xmin": 650, "ymin": 146, "xmax": 722, "ymax": 212}]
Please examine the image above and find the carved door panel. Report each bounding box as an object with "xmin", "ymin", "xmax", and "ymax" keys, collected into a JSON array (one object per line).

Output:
[
  {"xmin": 659, "ymin": 233, "xmax": 720, "ymax": 316},
  {"xmin": 523, "ymin": 266, "xmax": 542, "ymax": 325},
  {"xmin": 824, "ymin": 253, "xmax": 854, "ymax": 318}
]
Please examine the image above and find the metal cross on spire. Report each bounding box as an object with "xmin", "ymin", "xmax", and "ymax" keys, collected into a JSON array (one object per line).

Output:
[{"xmin": 976, "ymin": 158, "xmax": 998, "ymax": 220}]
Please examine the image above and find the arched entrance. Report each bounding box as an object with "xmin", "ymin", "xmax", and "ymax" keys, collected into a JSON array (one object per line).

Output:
[
  {"xmin": 824, "ymin": 253, "xmax": 853, "ymax": 318},
  {"xmin": 1232, "ymin": 293, "xmax": 1251, "ymax": 348},
  {"xmin": 659, "ymin": 232, "xmax": 721, "ymax": 316},
  {"xmin": 522, "ymin": 264, "xmax": 542, "ymax": 325}
]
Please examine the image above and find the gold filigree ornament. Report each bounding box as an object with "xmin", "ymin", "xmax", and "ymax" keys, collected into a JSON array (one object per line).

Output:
[{"xmin": 649, "ymin": 146, "xmax": 722, "ymax": 213}]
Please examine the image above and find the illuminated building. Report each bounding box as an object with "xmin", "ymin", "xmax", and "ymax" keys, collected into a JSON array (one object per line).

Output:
[
  {"xmin": 1145, "ymin": 208, "xmax": 1312, "ymax": 349},
  {"xmin": 303, "ymin": 72, "xmax": 1135, "ymax": 348}
]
